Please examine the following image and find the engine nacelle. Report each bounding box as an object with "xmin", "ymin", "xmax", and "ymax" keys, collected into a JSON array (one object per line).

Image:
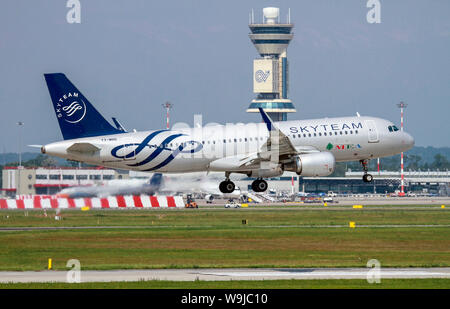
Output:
[
  {"xmin": 204, "ymin": 194, "xmax": 214, "ymax": 202},
  {"xmin": 247, "ymin": 165, "xmax": 283, "ymax": 178},
  {"xmin": 283, "ymin": 152, "xmax": 335, "ymax": 176}
]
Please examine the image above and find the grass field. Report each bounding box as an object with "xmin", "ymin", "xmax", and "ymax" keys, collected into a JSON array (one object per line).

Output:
[
  {"xmin": 1, "ymin": 279, "xmax": 450, "ymax": 289},
  {"xmin": 0, "ymin": 207, "xmax": 449, "ymax": 272}
]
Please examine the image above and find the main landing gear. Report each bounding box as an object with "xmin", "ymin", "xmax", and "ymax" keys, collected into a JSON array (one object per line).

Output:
[
  {"xmin": 219, "ymin": 174, "xmax": 269, "ymax": 194},
  {"xmin": 360, "ymin": 159, "xmax": 374, "ymax": 183},
  {"xmin": 219, "ymin": 179, "xmax": 235, "ymax": 194},
  {"xmin": 219, "ymin": 172, "xmax": 236, "ymax": 194},
  {"xmin": 251, "ymin": 178, "xmax": 268, "ymax": 193}
]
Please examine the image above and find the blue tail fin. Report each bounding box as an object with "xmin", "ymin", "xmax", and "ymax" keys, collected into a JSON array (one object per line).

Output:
[{"xmin": 44, "ymin": 73, "xmax": 122, "ymax": 140}]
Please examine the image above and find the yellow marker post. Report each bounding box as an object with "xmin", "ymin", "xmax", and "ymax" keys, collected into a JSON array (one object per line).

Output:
[
  {"xmin": 324, "ymin": 202, "xmax": 327, "ymax": 207},
  {"xmin": 242, "ymin": 219, "xmax": 248, "ymax": 225},
  {"xmin": 241, "ymin": 203, "xmax": 248, "ymax": 208},
  {"xmin": 48, "ymin": 258, "xmax": 52, "ymax": 270},
  {"xmin": 81, "ymin": 206, "xmax": 90, "ymax": 211},
  {"xmin": 349, "ymin": 221, "xmax": 356, "ymax": 228},
  {"xmin": 442, "ymin": 205, "xmax": 446, "ymax": 209},
  {"xmin": 353, "ymin": 205, "xmax": 363, "ymax": 209}
]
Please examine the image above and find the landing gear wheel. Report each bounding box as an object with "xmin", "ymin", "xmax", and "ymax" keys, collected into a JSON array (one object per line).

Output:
[
  {"xmin": 252, "ymin": 179, "xmax": 268, "ymax": 192},
  {"xmin": 219, "ymin": 180, "xmax": 235, "ymax": 193},
  {"xmin": 359, "ymin": 159, "xmax": 373, "ymax": 183},
  {"xmin": 363, "ymin": 174, "xmax": 373, "ymax": 183}
]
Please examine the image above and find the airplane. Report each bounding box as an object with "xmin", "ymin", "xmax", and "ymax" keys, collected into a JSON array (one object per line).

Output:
[
  {"xmin": 57, "ymin": 173, "xmax": 163, "ymax": 198},
  {"xmin": 41, "ymin": 73, "xmax": 415, "ymax": 194}
]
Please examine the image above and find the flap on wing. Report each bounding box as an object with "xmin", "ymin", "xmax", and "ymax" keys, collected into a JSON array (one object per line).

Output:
[{"xmin": 67, "ymin": 143, "xmax": 100, "ymax": 154}]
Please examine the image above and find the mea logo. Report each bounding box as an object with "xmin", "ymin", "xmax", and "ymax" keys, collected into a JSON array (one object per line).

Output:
[
  {"xmin": 55, "ymin": 92, "xmax": 87, "ymax": 124},
  {"xmin": 255, "ymin": 70, "xmax": 270, "ymax": 83}
]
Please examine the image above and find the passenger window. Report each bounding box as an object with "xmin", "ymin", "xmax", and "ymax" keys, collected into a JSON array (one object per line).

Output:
[
  {"xmin": 319, "ymin": 133, "xmax": 322, "ymax": 136},
  {"xmin": 345, "ymin": 131, "xmax": 348, "ymax": 135},
  {"xmin": 298, "ymin": 134, "xmax": 301, "ymax": 138},
  {"xmin": 324, "ymin": 132, "xmax": 327, "ymax": 136},
  {"xmin": 308, "ymin": 133, "xmax": 311, "ymax": 137}
]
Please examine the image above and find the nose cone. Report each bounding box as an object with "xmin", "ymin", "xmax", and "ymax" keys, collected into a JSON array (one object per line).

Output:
[{"xmin": 401, "ymin": 132, "xmax": 415, "ymax": 151}]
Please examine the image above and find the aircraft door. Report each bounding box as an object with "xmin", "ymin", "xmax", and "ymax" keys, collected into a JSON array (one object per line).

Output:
[{"xmin": 365, "ymin": 120, "xmax": 379, "ymax": 143}]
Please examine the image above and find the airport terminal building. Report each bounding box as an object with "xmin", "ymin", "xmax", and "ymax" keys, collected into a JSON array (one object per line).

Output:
[
  {"xmin": 235, "ymin": 170, "xmax": 450, "ymax": 196},
  {"xmin": 1, "ymin": 167, "xmax": 128, "ymax": 197}
]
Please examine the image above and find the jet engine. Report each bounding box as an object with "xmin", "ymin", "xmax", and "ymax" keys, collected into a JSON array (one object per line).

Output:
[
  {"xmin": 283, "ymin": 152, "xmax": 335, "ymax": 176},
  {"xmin": 204, "ymin": 194, "xmax": 214, "ymax": 203}
]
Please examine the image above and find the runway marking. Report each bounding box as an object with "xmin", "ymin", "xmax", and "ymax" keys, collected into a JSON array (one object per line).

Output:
[{"xmin": 1, "ymin": 268, "xmax": 449, "ymax": 283}]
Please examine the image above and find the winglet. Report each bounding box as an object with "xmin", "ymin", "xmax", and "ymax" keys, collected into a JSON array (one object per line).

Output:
[
  {"xmin": 258, "ymin": 108, "xmax": 275, "ymax": 131},
  {"xmin": 112, "ymin": 117, "xmax": 127, "ymax": 132}
]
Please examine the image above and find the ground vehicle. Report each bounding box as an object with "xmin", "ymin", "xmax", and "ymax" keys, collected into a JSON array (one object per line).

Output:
[
  {"xmin": 327, "ymin": 191, "xmax": 337, "ymax": 197},
  {"xmin": 323, "ymin": 197, "xmax": 336, "ymax": 203},
  {"xmin": 185, "ymin": 194, "xmax": 198, "ymax": 208},
  {"xmin": 225, "ymin": 200, "xmax": 241, "ymax": 208}
]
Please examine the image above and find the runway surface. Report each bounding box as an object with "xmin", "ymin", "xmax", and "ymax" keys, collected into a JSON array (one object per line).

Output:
[{"xmin": 1, "ymin": 268, "xmax": 450, "ymax": 283}]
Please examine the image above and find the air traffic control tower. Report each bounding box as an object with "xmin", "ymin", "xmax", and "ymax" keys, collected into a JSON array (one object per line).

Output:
[{"xmin": 247, "ymin": 7, "xmax": 296, "ymax": 121}]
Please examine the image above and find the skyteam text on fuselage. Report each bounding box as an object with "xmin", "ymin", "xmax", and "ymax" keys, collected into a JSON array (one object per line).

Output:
[{"xmin": 41, "ymin": 73, "xmax": 415, "ymax": 193}]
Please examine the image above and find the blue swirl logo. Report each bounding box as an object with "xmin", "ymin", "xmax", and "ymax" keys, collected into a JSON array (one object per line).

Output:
[
  {"xmin": 111, "ymin": 130, "xmax": 203, "ymax": 171},
  {"xmin": 255, "ymin": 70, "xmax": 270, "ymax": 83},
  {"xmin": 62, "ymin": 99, "xmax": 86, "ymax": 123}
]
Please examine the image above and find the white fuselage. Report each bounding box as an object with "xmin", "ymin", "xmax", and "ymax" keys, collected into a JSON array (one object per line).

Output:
[{"xmin": 43, "ymin": 116, "xmax": 414, "ymax": 174}]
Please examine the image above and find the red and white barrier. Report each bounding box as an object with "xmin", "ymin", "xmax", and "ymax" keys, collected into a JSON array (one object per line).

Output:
[{"xmin": 0, "ymin": 195, "xmax": 184, "ymax": 209}]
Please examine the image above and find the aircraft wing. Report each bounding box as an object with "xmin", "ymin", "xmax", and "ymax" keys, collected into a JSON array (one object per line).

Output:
[{"xmin": 238, "ymin": 108, "xmax": 319, "ymax": 168}]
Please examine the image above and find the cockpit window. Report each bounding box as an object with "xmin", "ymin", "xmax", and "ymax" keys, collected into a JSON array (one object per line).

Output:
[{"xmin": 388, "ymin": 125, "xmax": 399, "ymax": 132}]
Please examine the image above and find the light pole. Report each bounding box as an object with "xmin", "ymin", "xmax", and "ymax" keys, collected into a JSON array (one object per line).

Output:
[
  {"xmin": 162, "ymin": 102, "xmax": 173, "ymax": 129},
  {"xmin": 17, "ymin": 121, "xmax": 24, "ymax": 196},
  {"xmin": 396, "ymin": 102, "xmax": 408, "ymax": 196}
]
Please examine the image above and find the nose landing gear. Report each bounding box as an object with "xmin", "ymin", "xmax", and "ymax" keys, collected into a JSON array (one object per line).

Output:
[{"xmin": 360, "ymin": 159, "xmax": 374, "ymax": 183}]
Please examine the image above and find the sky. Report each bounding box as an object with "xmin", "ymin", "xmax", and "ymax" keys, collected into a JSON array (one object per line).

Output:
[{"xmin": 0, "ymin": 0, "xmax": 449, "ymax": 153}]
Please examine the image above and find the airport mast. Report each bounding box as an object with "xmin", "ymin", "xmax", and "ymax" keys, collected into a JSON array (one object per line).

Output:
[
  {"xmin": 247, "ymin": 7, "xmax": 296, "ymax": 121},
  {"xmin": 162, "ymin": 102, "xmax": 173, "ymax": 130},
  {"xmin": 397, "ymin": 102, "xmax": 408, "ymax": 196}
]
